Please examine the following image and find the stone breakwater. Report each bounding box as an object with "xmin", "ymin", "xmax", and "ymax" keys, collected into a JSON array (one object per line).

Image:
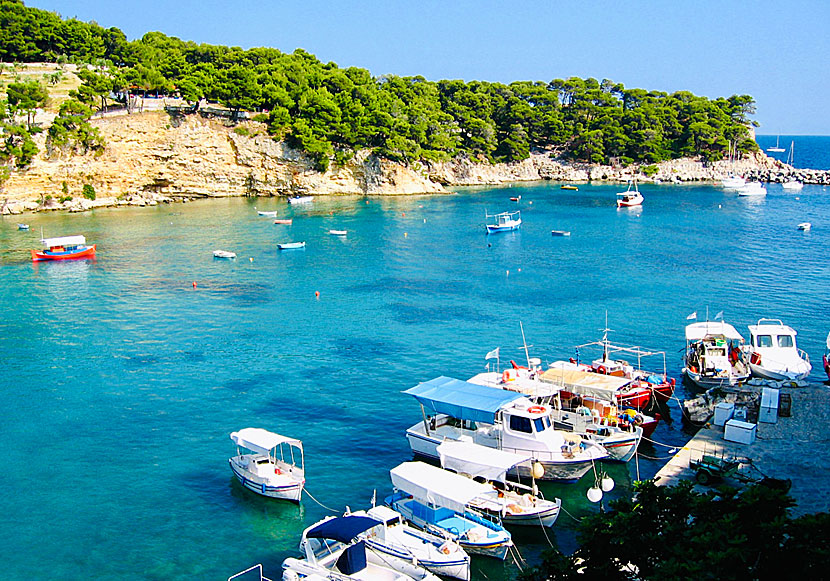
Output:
[{"xmin": 0, "ymin": 111, "xmax": 823, "ymax": 216}]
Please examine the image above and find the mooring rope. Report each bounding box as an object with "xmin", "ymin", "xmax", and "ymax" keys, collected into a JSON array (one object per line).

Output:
[{"xmin": 302, "ymin": 488, "xmax": 339, "ymax": 513}]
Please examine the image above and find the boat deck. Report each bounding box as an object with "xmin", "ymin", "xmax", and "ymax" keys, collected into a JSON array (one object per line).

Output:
[{"xmin": 655, "ymin": 383, "xmax": 830, "ymax": 515}]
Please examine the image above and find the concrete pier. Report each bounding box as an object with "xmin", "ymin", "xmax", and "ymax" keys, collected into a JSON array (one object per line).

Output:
[{"xmin": 654, "ymin": 384, "xmax": 830, "ymax": 515}]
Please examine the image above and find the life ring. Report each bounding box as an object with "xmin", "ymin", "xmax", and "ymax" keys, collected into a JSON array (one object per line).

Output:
[
  {"xmin": 502, "ymin": 368, "xmax": 518, "ymax": 382},
  {"xmin": 596, "ymin": 365, "xmax": 607, "ymax": 375},
  {"xmin": 527, "ymin": 405, "xmax": 546, "ymax": 414}
]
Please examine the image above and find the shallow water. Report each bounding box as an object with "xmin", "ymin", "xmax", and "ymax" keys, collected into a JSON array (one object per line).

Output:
[{"xmin": 1, "ymin": 182, "xmax": 828, "ymax": 579}]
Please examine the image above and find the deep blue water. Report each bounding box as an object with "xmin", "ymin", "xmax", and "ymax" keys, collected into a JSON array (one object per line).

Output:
[
  {"xmin": 755, "ymin": 134, "xmax": 830, "ymax": 170},
  {"xmin": 1, "ymin": 182, "xmax": 829, "ymax": 579}
]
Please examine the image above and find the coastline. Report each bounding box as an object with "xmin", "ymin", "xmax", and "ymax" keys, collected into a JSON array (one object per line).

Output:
[{"xmin": 1, "ymin": 111, "xmax": 827, "ymax": 217}]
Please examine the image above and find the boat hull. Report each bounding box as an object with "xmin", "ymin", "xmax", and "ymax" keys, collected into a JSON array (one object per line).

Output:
[
  {"xmin": 485, "ymin": 224, "xmax": 520, "ymax": 233},
  {"xmin": 824, "ymin": 354, "xmax": 830, "ymax": 380},
  {"xmin": 364, "ymin": 538, "xmax": 470, "ymax": 581},
  {"xmin": 747, "ymin": 361, "xmax": 811, "ymax": 382},
  {"xmin": 229, "ymin": 459, "xmax": 304, "ymax": 502},
  {"xmin": 682, "ymin": 367, "xmax": 749, "ymax": 390},
  {"xmin": 31, "ymin": 245, "xmax": 96, "ymax": 262}
]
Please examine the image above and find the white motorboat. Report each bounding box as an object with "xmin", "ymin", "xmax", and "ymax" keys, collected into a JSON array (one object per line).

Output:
[
  {"xmin": 404, "ymin": 376, "xmax": 608, "ymax": 482},
  {"xmin": 285, "ymin": 515, "xmax": 440, "ymax": 581},
  {"xmin": 329, "ymin": 230, "xmax": 347, "ymax": 236},
  {"xmin": 467, "ymin": 369, "xmax": 642, "ymax": 463},
  {"xmin": 823, "ymin": 331, "xmax": 830, "ymax": 381},
  {"xmin": 616, "ymin": 181, "xmax": 643, "ymax": 207},
  {"xmin": 436, "ymin": 441, "xmax": 561, "ymax": 527},
  {"xmin": 485, "ymin": 210, "xmax": 521, "ymax": 233},
  {"xmin": 288, "ymin": 196, "xmax": 314, "ymax": 204},
  {"xmin": 797, "ymin": 222, "xmax": 811, "ymax": 231},
  {"xmin": 737, "ymin": 182, "xmax": 767, "ymax": 196},
  {"xmin": 744, "ymin": 319, "xmax": 811, "ymax": 381},
  {"xmin": 213, "ymin": 250, "xmax": 237, "ymax": 259},
  {"xmin": 550, "ymin": 230, "xmax": 571, "ymax": 236},
  {"xmin": 683, "ymin": 320, "xmax": 750, "ymax": 389},
  {"xmin": 347, "ymin": 505, "xmax": 471, "ymax": 581},
  {"xmin": 386, "ymin": 461, "xmax": 514, "ymax": 560},
  {"xmin": 257, "ymin": 210, "xmax": 278, "ymax": 217},
  {"xmin": 721, "ymin": 175, "xmax": 746, "ymax": 189},
  {"xmin": 228, "ymin": 428, "xmax": 305, "ymax": 501}
]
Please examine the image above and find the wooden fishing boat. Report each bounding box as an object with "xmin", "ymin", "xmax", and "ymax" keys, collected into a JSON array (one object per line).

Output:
[
  {"xmin": 229, "ymin": 428, "xmax": 305, "ymax": 501},
  {"xmin": 31, "ymin": 235, "xmax": 96, "ymax": 262},
  {"xmin": 560, "ymin": 185, "xmax": 578, "ymax": 191},
  {"xmin": 329, "ymin": 229, "xmax": 347, "ymax": 236},
  {"xmin": 274, "ymin": 219, "xmax": 293, "ymax": 225},
  {"xmin": 485, "ymin": 211, "xmax": 521, "ymax": 233}
]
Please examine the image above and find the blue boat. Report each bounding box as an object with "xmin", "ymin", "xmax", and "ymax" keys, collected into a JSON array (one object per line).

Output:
[
  {"xmin": 386, "ymin": 461, "xmax": 513, "ymax": 560},
  {"xmin": 485, "ymin": 210, "xmax": 521, "ymax": 233}
]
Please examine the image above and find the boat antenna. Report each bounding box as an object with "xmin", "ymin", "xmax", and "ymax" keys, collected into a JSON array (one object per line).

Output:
[
  {"xmin": 519, "ymin": 321, "xmax": 532, "ymax": 367},
  {"xmin": 600, "ymin": 311, "xmax": 613, "ymax": 362}
]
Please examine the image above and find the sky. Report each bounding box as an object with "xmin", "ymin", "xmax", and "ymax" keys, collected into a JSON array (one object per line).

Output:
[{"xmin": 29, "ymin": 0, "xmax": 830, "ymax": 135}]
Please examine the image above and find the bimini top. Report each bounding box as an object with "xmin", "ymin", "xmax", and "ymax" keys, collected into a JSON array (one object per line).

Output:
[
  {"xmin": 403, "ymin": 376, "xmax": 525, "ymax": 424},
  {"xmin": 41, "ymin": 235, "xmax": 86, "ymax": 248},
  {"xmin": 437, "ymin": 441, "xmax": 531, "ymax": 482},
  {"xmin": 540, "ymin": 366, "xmax": 632, "ymax": 401},
  {"xmin": 391, "ymin": 461, "xmax": 496, "ymax": 513},
  {"xmin": 230, "ymin": 428, "xmax": 302, "ymax": 455},
  {"xmin": 306, "ymin": 516, "xmax": 381, "ymax": 543},
  {"xmin": 685, "ymin": 321, "xmax": 744, "ymax": 342}
]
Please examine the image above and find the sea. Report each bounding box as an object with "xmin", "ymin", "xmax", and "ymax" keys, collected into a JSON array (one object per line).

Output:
[
  {"xmin": 755, "ymin": 134, "xmax": 830, "ymax": 170},
  {"xmin": 1, "ymin": 150, "xmax": 829, "ymax": 579}
]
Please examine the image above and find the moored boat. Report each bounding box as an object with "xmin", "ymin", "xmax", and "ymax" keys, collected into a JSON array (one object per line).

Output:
[
  {"xmin": 347, "ymin": 505, "xmax": 471, "ymax": 581},
  {"xmin": 560, "ymin": 185, "xmax": 578, "ymax": 190},
  {"xmin": 743, "ymin": 319, "xmax": 811, "ymax": 381},
  {"xmin": 550, "ymin": 230, "xmax": 571, "ymax": 236},
  {"xmin": 278, "ymin": 241, "xmax": 306, "ymax": 250},
  {"xmin": 285, "ymin": 515, "xmax": 440, "ymax": 581},
  {"xmin": 31, "ymin": 235, "xmax": 96, "ymax": 262},
  {"xmin": 213, "ymin": 250, "xmax": 237, "ymax": 259},
  {"xmin": 18, "ymin": 223, "xmax": 29, "ymax": 230},
  {"xmin": 485, "ymin": 210, "xmax": 521, "ymax": 233},
  {"xmin": 436, "ymin": 441, "xmax": 561, "ymax": 527},
  {"xmin": 329, "ymin": 230, "xmax": 347, "ymax": 236},
  {"xmin": 683, "ymin": 320, "xmax": 750, "ymax": 389},
  {"xmin": 274, "ymin": 219, "xmax": 293, "ymax": 225},
  {"xmin": 404, "ymin": 376, "xmax": 608, "ymax": 482},
  {"xmin": 737, "ymin": 181, "xmax": 767, "ymax": 196},
  {"xmin": 257, "ymin": 210, "xmax": 278, "ymax": 217},
  {"xmin": 616, "ymin": 181, "xmax": 643, "ymax": 207},
  {"xmin": 386, "ymin": 461, "xmax": 514, "ymax": 560},
  {"xmin": 228, "ymin": 428, "xmax": 305, "ymax": 501},
  {"xmin": 797, "ymin": 222, "xmax": 811, "ymax": 231},
  {"xmin": 823, "ymin": 331, "xmax": 830, "ymax": 380},
  {"xmin": 288, "ymin": 196, "xmax": 314, "ymax": 204},
  {"xmin": 721, "ymin": 175, "xmax": 746, "ymax": 189}
]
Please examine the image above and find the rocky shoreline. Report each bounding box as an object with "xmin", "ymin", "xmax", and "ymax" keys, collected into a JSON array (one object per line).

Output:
[{"xmin": 1, "ymin": 111, "xmax": 827, "ymax": 216}]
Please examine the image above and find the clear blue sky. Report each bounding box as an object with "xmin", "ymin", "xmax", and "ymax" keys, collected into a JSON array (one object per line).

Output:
[{"xmin": 30, "ymin": 0, "xmax": 830, "ymax": 135}]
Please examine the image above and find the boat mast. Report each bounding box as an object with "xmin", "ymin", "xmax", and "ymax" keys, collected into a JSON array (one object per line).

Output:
[{"xmin": 519, "ymin": 321, "xmax": 531, "ymax": 367}]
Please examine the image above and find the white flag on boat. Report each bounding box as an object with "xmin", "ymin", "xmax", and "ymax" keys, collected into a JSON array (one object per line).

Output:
[
  {"xmin": 686, "ymin": 312, "xmax": 697, "ymax": 320},
  {"xmin": 714, "ymin": 311, "xmax": 723, "ymax": 320},
  {"xmin": 485, "ymin": 347, "xmax": 500, "ymax": 360}
]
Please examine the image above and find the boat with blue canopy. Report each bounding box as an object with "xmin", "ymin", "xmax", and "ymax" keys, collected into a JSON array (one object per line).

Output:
[
  {"xmin": 404, "ymin": 376, "xmax": 607, "ymax": 482},
  {"xmin": 284, "ymin": 515, "xmax": 440, "ymax": 581},
  {"xmin": 386, "ymin": 461, "xmax": 514, "ymax": 560}
]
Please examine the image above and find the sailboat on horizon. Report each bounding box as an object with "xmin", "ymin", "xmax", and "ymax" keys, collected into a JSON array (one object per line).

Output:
[
  {"xmin": 767, "ymin": 135, "xmax": 785, "ymax": 153},
  {"xmin": 782, "ymin": 141, "xmax": 803, "ymax": 190}
]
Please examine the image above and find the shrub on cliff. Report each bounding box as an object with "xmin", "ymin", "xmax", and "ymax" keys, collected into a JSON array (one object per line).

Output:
[{"xmin": 47, "ymin": 98, "xmax": 105, "ymax": 154}]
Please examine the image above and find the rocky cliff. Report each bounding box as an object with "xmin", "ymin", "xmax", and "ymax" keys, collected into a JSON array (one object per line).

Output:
[{"xmin": 1, "ymin": 110, "xmax": 823, "ymax": 216}]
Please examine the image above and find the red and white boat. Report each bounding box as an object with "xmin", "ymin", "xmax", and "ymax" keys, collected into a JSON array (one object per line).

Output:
[
  {"xmin": 31, "ymin": 235, "xmax": 96, "ymax": 262},
  {"xmin": 616, "ymin": 181, "xmax": 643, "ymax": 208},
  {"xmin": 822, "ymin": 331, "xmax": 829, "ymax": 381}
]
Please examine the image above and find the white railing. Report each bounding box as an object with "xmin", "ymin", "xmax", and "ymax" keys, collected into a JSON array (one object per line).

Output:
[{"xmin": 228, "ymin": 563, "xmax": 274, "ymax": 581}]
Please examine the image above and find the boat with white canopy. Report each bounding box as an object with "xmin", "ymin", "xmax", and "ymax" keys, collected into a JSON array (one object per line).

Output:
[
  {"xmin": 346, "ymin": 505, "xmax": 471, "ymax": 581},
  {"xmin": 229, "ymin": 428, "xmax": 305, "ymax": 501},
  {"xmin": 683, "ymin": 320, "xmax": 750, "ymax": 388},
  {"xmin": 31, "ymin": 234, "xmax": 96, "ymax": 261},
  {"xmin": 284, "ymin": 515, "xmax": 440, "ymax": 581},
  {"xmin": 386, "ymin": 461, "xmax": 514, "ymax": 560},
  {"xmin": 744, "ymin": 319, "xmax": 811, "ymax": 381},
  {"xmin": 436, "ymin": 441, "xmax": 561, "ymax": 527},
  {"xmin": 485, "ymin": 210, "xmax": 521, "ymax": 233},
  {"xmin": 404, "ymin": 376, "xmax": 607, "ymax": 482}
]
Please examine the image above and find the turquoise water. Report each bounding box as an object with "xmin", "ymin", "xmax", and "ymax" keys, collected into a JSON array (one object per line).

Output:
[
  {"xmin": 1, "ymin": 181, "xmax": 829, "ymax": 579},
  {"xmin": 756, "ymin": 134, "xmax": 830, "ymax": 170}
]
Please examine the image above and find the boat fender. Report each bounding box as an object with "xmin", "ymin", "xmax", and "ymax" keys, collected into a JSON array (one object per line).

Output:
[
  {"xmin": 634, "ymin": 414, "xmax": 644, "ymax": 426},
  {"xmin": 750, "ymin": 352, "xmax": 762, "ymax": 366},
  {"xmin": 569, "ymin": 357, "xmax": 576, "ymax": 364}
]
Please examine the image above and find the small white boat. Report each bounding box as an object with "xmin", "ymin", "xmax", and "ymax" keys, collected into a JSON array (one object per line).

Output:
[
  {"xmin": 798, "ymin": 222, "xmax": 811, "ymax": 231},
  {"xmin": 767, "ymin": 135, "xmax": 785, "ymax": 153},
  {"xmin": 288, "ymin": 196, "xmax": 314, "ymax": 205},
  {"xmin": 737, "ymin": 181, "xmax": 767, "ymax": 196},
  {"xmin": 213, "ymin": 250, "xmax": 237, "ymax": 259},
  {"xmin": 485, "ymin": 210, "xmax": 521, "ymax": 233},
  {"xmin": 436, "ymin": 441, "xmax": 561, "ymax": 528},
  {"xmin": 278, "ymin": 242, "xmax": 306, "ymax": 250},
  {"xmin": 347, "ymin": 505, "xmax": 471, "ymax": 581},
  {"xmin": 284, "ymin": 515, "xmax": 440, "ymax": 581},
  {"xmin": 550, "ymin": 230, "xmax": 570, "ymax": 236},
  {"xmin": 228, "ymin": 428, "xmax": 305, "ymax": 502},
  {"xmin": 387, "ymin": 461, "xmax": 514, "ymax": 560},
  {"xmin": 257, "ymin": 211, "xmax": 278, "ymax": 217},
  {"xmin": 17, "ymin": 223, "xmax": 29, "ymax": 230},
  {"xmin": 616, "ymin": 181, "xmax": 643, "ymax": 207},
  {"xmin": 721, "ymin": 175, "xmax": 746, "ymax": 189},
  {"xmin": 329, "ymin": 230, "xmax": 347, "ymax": 236},
  {"xmin": 782, "ymin": 142, "xmax": 803, "ymax": 190},
  {"xmin": 744, "ymin": 319, "xmax": 812, "ymax": 381}
]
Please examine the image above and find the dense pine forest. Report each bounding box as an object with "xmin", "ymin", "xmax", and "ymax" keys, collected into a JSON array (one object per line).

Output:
[{"xmin": 1, "ymin": 0, "xmax": 758, "ymax": 172}]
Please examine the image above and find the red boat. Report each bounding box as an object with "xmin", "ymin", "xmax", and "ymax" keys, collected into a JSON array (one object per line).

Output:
[
  {"xmin": 31, "ymin": 235, "xmax": 96, "ymax": 262},
  {"xmin": 824, "ymin": 332, "xmax": 830, "ymax": 380}
]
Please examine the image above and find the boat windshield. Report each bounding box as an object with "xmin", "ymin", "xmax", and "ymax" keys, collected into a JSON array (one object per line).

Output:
[
  {"xmin": 777, "ymin": 335, "xmax": 794, "ymax": 348},
  {"xmin": 533, "ymin": 417, "xmax": 549, "ymax": 432}
]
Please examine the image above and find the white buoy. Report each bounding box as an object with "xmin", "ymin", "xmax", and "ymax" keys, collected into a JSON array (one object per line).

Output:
[
  {"xmin": 587, "ymin": 487, "xmax": 603, "ymax": 503},
  {"xmin": 601, "ymin": 475, "xmax": 615, "ymax": 492}
]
